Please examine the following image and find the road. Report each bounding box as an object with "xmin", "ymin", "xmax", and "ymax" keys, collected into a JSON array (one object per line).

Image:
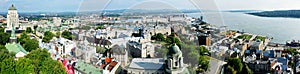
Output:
[{"xmin": 207, "ymin": 58, "xmax": 225, "ymax": 74}]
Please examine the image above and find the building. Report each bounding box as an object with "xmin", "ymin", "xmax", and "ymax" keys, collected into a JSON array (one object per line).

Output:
[
  {"xmin": 5, "ymin": 24, "xmax": 27, "ymax": 58},
  {"xmin": 127, "ymin": 41, "xmax": 155, "ymax": 58},
  {"xmin": 6, "ymin": 4, "xmax": 20, "ymax": 32},
  {"xmin": 127, "ymin": 44, "xmax": 189, "ymax": 74},
  {"xmin": 197, "ymin": 34, "xmax": 211, "ymax": 46},
  {"xmin": 74, "ymin": 60, "xmax": 103, "ymax": 74},
  {"xmin": 54, "ymin": 38, "xmax": 76, "ymax": 57},
  {"xmin": 127, "ymin": 58, "xmax": 165, "ymax": 74},
  {"xmin": 75, "ymin": 39, "xmax": 97, "ymax": 63},
  {"xmin": 250, "ymin": 41, "xmax": 264, "ymax": 50},
  {"xmin": 53, "ymin": 17, "xmax": 62, "ymax": 26},
  {"xmin": 109, "ymin": 45, "xmax": 128, "ymax": 68}
]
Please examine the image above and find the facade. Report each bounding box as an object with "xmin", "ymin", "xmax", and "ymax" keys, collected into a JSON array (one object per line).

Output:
[
  {"xmin": 75, "ymin": 39, "xmax": 97, "ymax": 63},
  {"xmin": 197, "ymin": 34, "xmax": 211, "ymax": 46},
  {"xmin": 6, "ymin": 4, "xmax": 19, "ymax": 31},
  {"xmin": 54, "ymin": 38, "xmax": 76, "ymax": 56},
  {"xmin": 127, "ymin": 44, "xmax": 189, "ymax": 74},
  {"xmin": 127, "ymin": 41, "xmax": 155, "ymax": 58},
  {"xmin": 53, "ymin": 17, "xmax": 62, "ymax": 26},
  {"xmin": 109, "ymin": 45, "xmax": 128, "ymax": 68}
]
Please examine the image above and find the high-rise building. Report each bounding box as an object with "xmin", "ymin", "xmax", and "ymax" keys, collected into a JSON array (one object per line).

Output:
[{"xmin": 7, "ymin": 4, "xmax": 19, "ymax": 30}]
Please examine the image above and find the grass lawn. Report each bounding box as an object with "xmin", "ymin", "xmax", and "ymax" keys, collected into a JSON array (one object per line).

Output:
[
  {"xmin": 255, "ymin": 36, "xmax": 266, "ymax": 41},
  {"xmin": 237, "ymin": 34, "xmax": 253, "ymax": 40}
]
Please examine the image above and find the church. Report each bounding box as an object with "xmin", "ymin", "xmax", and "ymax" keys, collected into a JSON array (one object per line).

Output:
[{"xmin": 127, "ymin": 44, "xmax": 190, "ymax": 74}]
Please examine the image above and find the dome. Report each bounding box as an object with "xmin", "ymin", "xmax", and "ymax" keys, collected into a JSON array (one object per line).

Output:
[
  {"xmin": 167, "ymin": 44, "xmax": 182, "ymax": 57},
  {"xmin": 9, "ymin": 4, "xmax": 17, "ymax": 10}
]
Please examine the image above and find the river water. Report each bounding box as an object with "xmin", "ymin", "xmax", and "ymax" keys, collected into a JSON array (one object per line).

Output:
[{"xmin": 188, "ymin": 12, "xmax": 300, "ymax": 44}]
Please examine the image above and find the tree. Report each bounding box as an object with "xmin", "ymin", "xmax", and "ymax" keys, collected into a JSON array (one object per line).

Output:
[
  {"xmin": 56, "ymin": 31, "xmax": 61, "ymax": 38},
  {"xmin": 96, "ymin": 25, "xmax": 105, "ymax": 29},
  {"xmin": 42, "ymin": 31, "xmax": 55, "ymax": 43},
  {"xmin": 228, "ymin": 58, "xmax": 243, "ymax": 73},
  {"xmin": 0, "ymin": 31, "xmax": 10, "ymax": 45},
  {"xmin": 15, "ymin": 58, "xmax": 35, "ymax": 74},
  {"xmin": 62, "ymin": 30, "xmax": 73, "ymax": 40},
  {"xmin": 26, "ymin": 27, "xmax": 33, "ymax": 33},
  {"xmin": 226, "ymin": 66, "xmax": 237, "ymax": 74},
  {"xmin": 151, "ymin": 33, "xmax": 165, "ymax": 41},
  {"xmin": 0, "ymin": 58, "xmax": 16, "ymax": 74},
  {"xmin": 286, "ymin": 48, "xmax": 298, "ymax": 55},
  {"xmin": 25, "ymin": 48, "xmax": 66, "ymax": 74},
  {"xmin": 18, "ymin": 32, "xmax": 30, "ymax": 44},
  {"xmin": 33, "ymin": 25, "xmax": 38, "ymax": 31},
  {"xmin": 23, "ymin": 39, "xmax": 39, "ymax": 52},
  {"xmin": 199, "ymin": 46, "xmax": 210, "ymax": 56},
  {"xmin": 197, "ymin": 55, "xmax": 210, "ymax": 72}
]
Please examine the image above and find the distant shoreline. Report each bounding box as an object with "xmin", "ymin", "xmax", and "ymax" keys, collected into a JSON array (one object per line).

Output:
[{"xmin": 245, "ymin": 10, "xmax": 300, "ymax": 18}]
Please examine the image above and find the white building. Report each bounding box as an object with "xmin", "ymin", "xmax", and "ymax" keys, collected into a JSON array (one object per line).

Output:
[
  {"xmin": 127, "ymin": 44, "xmax": 190, "ymax": 74},
  {"xmin": 127, "ymin": 41, "xmax": 155, "ymax": 58},
  {"xmin": 53, "ymin": 17, "xmax": 62, "ymax": 26},
  {"xmin": 75, "ymin": 39, "xmax": 97, "ymax": 63},
  {"xmin": 6, "ymin": 4, "xmax": 20, "ymax": 31}
]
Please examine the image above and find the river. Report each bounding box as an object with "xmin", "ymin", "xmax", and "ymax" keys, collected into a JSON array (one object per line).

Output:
[{"xmin": 188, "ymin": 12, "xmax": 300, "ymax": 44}]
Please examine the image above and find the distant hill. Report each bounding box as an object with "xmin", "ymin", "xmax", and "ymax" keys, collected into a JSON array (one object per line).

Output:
[
  {"xmin": 225, "ymin": 10, "xmax": 263, "ymax": 13},
  {"xmin": 247, "ymin": 10, "xmax": 300, "ymax": 18}
]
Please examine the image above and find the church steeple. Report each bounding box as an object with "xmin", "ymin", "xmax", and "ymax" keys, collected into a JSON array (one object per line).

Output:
[{"xmin": 10, "ymin": 24, "xmax": 17, "ymax": 43}]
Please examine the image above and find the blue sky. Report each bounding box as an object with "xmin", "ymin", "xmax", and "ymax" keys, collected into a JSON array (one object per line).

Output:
[{"xmin": 1, "ymin": 0, "xmax": 300, "ymax": 12}]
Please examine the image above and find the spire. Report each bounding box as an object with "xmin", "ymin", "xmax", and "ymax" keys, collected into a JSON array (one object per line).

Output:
[
  {"xmin": 11, "ymin": 24, "xmax": 16, "ymax": 38},
  {"xmin": 10, "ymin": 24, "xmax": 17, "ymax": 43}
]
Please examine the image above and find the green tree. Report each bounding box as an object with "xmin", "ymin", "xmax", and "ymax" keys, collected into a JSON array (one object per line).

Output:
[
  {"xmin": 33, "ymin": 25, "xmax": 38, "ymax": 31},
  {"xmin": 96, "ymin": 25, "xmax": 105, "ymax": 29},
  {"xmin": 226, "ymin": 66, "xmax": 237, "ymax": 74},
  {"xmin": 165, "ymin": 35, "xmax": 181, "ymax": 45},
  {"xmin": 62, "ymin": 30, "xmax": 73, "ymax": 40},
  {"xmin": 0, "ymin": 58, "xmax": 16, "ymax": 74},
  {"xmin": 199, "ymin": 46, "xmax": 210, "ymax": 56},
  {"xmin": 56, "ymin": 31, "xmax": 61, "ymax": 38},
  {"xmin": 286, "ymin": 48, "xmax": 298, "ymax": 55},
  {"xmin": 197, "ymin": 56, "xmax": 210, "ymax": 72},
  {"xmin": 25, "ymin": 48, "xmax": 66, "ymax": 74},
  {"xmin": 18, "ymin": 32, "xmax": 30, "ymax": 44},
  {"xmin": 26, "ymin": 27, "xmax": 33, "ymax": 33},
  {"xmin": 23, "ymin": 39, "xmax": 39, "ymax": 52},
  {"xmin": 228, "ymin": 58, "xmax": 243, "ymax": 73},
  {"xmin": 15, "ymin": 58, "xmax": 35, "ymax": 74},
  {"xmin": 0, "ymin": 31, "xmax": 10, "ymax": 45},
  {"xmin": 151, "ymin": 33, "xmax": 165, "ymax": 41},
  {"xmin": 42, "ymin": 31, "xmax": 55, "ymax": 43}
]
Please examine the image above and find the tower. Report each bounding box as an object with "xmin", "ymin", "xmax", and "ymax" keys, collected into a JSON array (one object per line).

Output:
[
  {"xmin": 165, "ymin": 44, "xmax": 184, "ymax": 74},
  {"xmin": 7, "ymin": 4, "xmax": 19, "ymax": 30},
  {"xmin": 10, "ymin": 24, "xmax": 17, "ymax": 43}
]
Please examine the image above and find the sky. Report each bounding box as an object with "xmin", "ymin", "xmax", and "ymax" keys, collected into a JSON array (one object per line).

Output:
[{"xmin": 1, "ymin": 0, "xmax": 300, "ymax": 12}]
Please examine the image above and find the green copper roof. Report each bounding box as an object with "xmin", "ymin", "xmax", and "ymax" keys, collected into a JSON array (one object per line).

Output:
[
  {"xmin": 5, "ymin": 43, "xmax": 27, "ymax": 54},
  {"xmin": 74, "ymin": 60, "xmax": 102, "ymax": 74},
  {"xmin": 8, "ymin": 4, "xmax": 17, "ymax": 10},
  {"xmin": 167, "ymin": 44, "xmax": 182, "ymax": 57}
]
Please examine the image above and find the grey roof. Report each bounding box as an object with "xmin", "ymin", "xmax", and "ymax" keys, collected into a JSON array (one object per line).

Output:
[
  {"xmin": 129, "ymin": 58, "xmax": 165, "ymax": 70},
  {"xmin": 110, "ymin": 45, "xmax": 126, "ymax": 55}
]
